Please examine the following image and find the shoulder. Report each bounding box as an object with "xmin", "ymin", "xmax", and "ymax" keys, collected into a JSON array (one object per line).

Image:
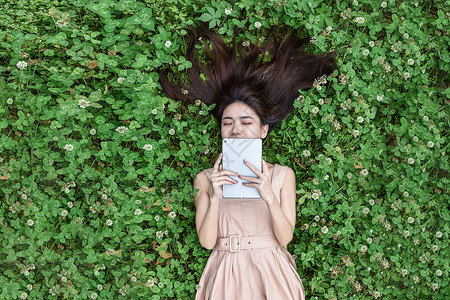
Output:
[
  {"xmin": 279, "ymin": 165, "xmax": 295, "ymax": 190},
  {"xmin": 193, "ymin": 169, "xmax": 212, "ymax": 199},
  {"xmin": 194, "ymin": 169, "xmax": 211, "ymax": 188}
]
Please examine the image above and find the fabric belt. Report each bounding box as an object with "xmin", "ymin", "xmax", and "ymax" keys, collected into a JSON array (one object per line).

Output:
[{"xmin": 214, "ymin": 235, "xmax": 280, "ymax": 252}]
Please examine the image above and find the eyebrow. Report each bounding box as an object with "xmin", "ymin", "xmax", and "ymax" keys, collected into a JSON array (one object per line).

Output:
[{"xmin": 222, "ymin": 116, "xmax": 255, "ymax": 121}]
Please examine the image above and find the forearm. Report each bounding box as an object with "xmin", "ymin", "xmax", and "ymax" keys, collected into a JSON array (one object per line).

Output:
[
  {"xmin": 197, "ymin": 197, "xmax": 220, "ymax": 250},
  {"xmin": 266, "ymin": 197, "xmax": 294, "ymax": 246}
]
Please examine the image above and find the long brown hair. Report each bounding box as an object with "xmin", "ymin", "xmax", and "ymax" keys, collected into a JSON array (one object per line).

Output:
[{"xmin": 159, "ymin": 23, "xmax": 337, "ymax": 133}]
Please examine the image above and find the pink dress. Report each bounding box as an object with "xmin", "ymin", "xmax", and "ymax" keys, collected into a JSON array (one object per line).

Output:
[{"xmin": 195, "ymin": 164, "xmax": 305, "ymax": 300}]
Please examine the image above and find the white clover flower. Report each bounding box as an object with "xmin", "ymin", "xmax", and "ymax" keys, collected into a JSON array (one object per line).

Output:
[
  {"xmin": 369, "ymin": 41, "xmax": 375, "ymax": 47},
  {"xmin": 7, "ymin": 98, "xmax": 13, "ymax": 105},
  {"xmin": 20, "ymin": 293, "xmax": 28, "ymax": 300},
  {"xmin": 369, "ymin": 199, "xmax": 375, "ymax": 206},
  {"xmin": 377, "ymin": 94, "xmax": 383, "ymax": 101},
  {"xmin": 131, "ymin": 276, "xmax": 137, "ymax": 282},
  {"xmin": 408, "ymin": 58, "xmax": 414, "ymax": 65},
  {"xmin": 363, "ymin": 49, "xmax": 370, "ymax": 56},
  {"xmin": 106, "ymin": 219, "xmax": 113, "ymax": 226},
  {"xmin": 165, "ymin": 40, "xmax": 172, "ymax": 48},
  {"xmin": 225, "ymin": 7, "xmax": 232, "ymax": 15},
  {"xmin": 403, "ymin": 230, "xmax": 410, "ymax": 238},
  {"xmin": 303, "ymin": 149, "xmax": 311, "ymax": 157},
  {"xmin": 432, "ymin": 283, "xmax": 438, "ymax": 291},
  {"xmin": 353, "ymin": 91, "xmax": 359, "ymax": 97},
  {"xmin": 403, "ymin": 191, "xmax": 409, "ymax": 197},
  {"xmin": 143, "ymin": 144, "xmax": 153, "ymax": 151},
  {"xmin": 381, "ymin": 1, "xmax": 387, "ymax": 8},
  {"xmin": 94, "ymin": 270, "xmax": 100, "ymax": 276},
  {"xmin": 403, "ymin": 33, "xmax": 409, "ymax": 39},
  {"xmin": 357, "ymin": 116, "xmax": 364, "ymax": 123},
  {"xmin": 413, "ymin": 136, "xmax": 419, "ymax": 142},
  {"xmin": 254, "ymin": 21, "xmax": 262, "ymax": 29},
  {"xmin": 373, "ymin": 291, "xmax": 380, "ymax": 298},
  {"xmin": 90, "ymin": 129, "xmax": 96, "ymax": 135},
  {"xmin": 401, "ymin": 269, "xmax": 408, "ymax": 276},
  {"xmin": 436, "ymin": 231, "xmax": 442, "ymax": 238},
  {"xmin": 312, "ymin": 107, "xmax": 319, "ymax": 114},
  {"xmin": 91, "ymin": 292, "xmax": 98, "ymax": 299},
  {"xmin": 404, "ymin": 72, "xmax": 410, "ymax": 80},
  {"xmin": 132, "ymin": 136, "xmax": 137, "ymax": 141},
  {"xmin": 61, "ymin": 276, "xmax": 67, "ymax": 282},
  {"xmin": 61, "ymin": 210, "xmax": 68, "ymax": 217},
  {"xmin": 408, "ymin": 158, "xmax": 415, "ymax": 164},
  {"xmin": 427, "ymin": 141, "xmax": 434, "ymax": 148},
  {"xmin": 97, "ymin": 284, "xmax": 103, "ymax": 291},
  {"xmin": 360, "ymin": 245, "xmax": 368, "ymax": 252},
  {"xmin": 361, "ymin": 169, "xmax": 368, "ymax": 176},
  {"xmin": 158, "ymin": 282, "xmax": 163, "ymax": 288},
  {"xmin": 408, "ymin": 217, "xmax": 414, "ymax": 223},
  {"xmin": 312, "ymin": 192, "xmax": 320, "ymax": 200},
  {"xmin": 64, "ymin": 144, "xmax": 74, "ymax": 151},
  {"xmin": 115, "ymin": 126, "xmax": 128, "ymax": 134},
  {"xmin": 355, "ymin": 17, "xmax": 365, "ymax": 24},
  {"xmin": 363, "ymin": 207, "xmax": 370, "ymax": 215},
  {"xmin": 117, "ymin": 77, "xmax": 125, "ymax": 84},
  {"xmin": 324, "ymin": 174, "xmax": 329, "ymax": 180},
  {"xmin": 56, "ymin": 20, "xmax": 69, "ymax": 28},
  {"xmin": 152, "ymin": 108, "xmax": 158, "ymax": 115},
  {"xmin": 169, "ymin": 128, "xmax": 175, "ymax": 135},
  {"xmin": 155, "ymin": 215, "xmax": 160, "ymax": 221},
  {"xmin": 347, "ymin": 173, "xmax": 352, "ymax": 179},
  {"xmin": 431, "ymin": 245, "xmax": 438, "ymax": 252},
  {"xmin": 27, "ymin": 219, "xmax": 34, "ymax": 226},
  {"xmin": 318, "ymin": 98, "xmax": 324, "ymax": 105},
  {"xmin": 17, "ymin": 61, "xmax": 28, "ymax": 70},
  {"xmin": 242, "ymin": 40, "xmax": 250, "ymax": 47},
  {"xmin": 164, "ymin": 230, "xmax": 168, "ymax": 235},
  {"xmin": 134, "ymin": 209, "xmax": 142, "ymax": 216},
  {"xmin": 156, "ymin": 231, "xmax": 164, "ymax": 238},
  {"xmin": 436, "ymin": 269, "xmax": 442, "ymax": 276},
  {"xmin": 326, "ymin": 26, "xmax": 332, "ymax": 31},
  {"xmin": 168, "ymin": 211, "xmax": 176, "ymax": 219},
  {"xmin": 78, "ymin": 99, "xmax": 90, "ymax": 108},
  {"xmin": 27, "ymin": 284, "xmax": 33, "ymax": 291},
  {"xmin": 367, "ymin": 237, "xmax": 373, "ymax": 244},
  {"xmin": 314, "ymin": 215, "xmax": 320, "ymax": 222},
  {"xmin": 423, "ymin": 115, "xmax": 429, "ymax": 121},
  {"xmin": 101, "ymin": 193, "xmax": 108, "ymax": 200},
  {"xmin": 353, "ymin": 0, "xmax": 358, "ymax": 5},
  {"xmin": 321, "ymin": 226, "xmax": 328, "ymax": 234}
]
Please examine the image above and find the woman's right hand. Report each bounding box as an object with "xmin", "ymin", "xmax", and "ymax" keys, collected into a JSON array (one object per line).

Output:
[{"xmin": 210, "ymin": 153, "xmax": 239, "ymax": 201}]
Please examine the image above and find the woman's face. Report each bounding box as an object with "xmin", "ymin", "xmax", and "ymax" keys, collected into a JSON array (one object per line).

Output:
[{"xmin": 221, "ymin": 101, "xmax": 269, "ymax": 139}]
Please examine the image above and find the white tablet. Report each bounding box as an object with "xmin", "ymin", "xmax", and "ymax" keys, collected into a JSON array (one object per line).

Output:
[{"xmin": 222, "ymin": 138, "xmax": 262, "ymax": 198}]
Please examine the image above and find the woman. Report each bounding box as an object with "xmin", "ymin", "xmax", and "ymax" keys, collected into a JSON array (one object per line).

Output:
[{"xmin": 160, "ymin": 24, "xmax": 336, "ymax": 299}]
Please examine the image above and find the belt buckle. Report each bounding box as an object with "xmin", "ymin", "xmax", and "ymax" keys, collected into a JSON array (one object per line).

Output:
[{"xmin": 229, "ymin": 235, "xmax": 240, "ymax": 252}]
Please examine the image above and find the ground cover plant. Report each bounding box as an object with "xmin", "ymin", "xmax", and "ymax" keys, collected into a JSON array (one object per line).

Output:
[{"xmin": 0, "ymin": 0, "xmax": 448, "ymax": 299}]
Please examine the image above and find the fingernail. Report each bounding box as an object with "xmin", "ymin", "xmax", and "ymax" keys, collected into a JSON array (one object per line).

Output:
[{"xmin": 243, "ymin": 159, "xmax": 246, "ymax": 163}]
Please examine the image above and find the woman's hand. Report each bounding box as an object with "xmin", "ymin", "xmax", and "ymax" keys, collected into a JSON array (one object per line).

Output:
[
  {"xmin": 210, "ymin": 153, "xmax": 239, "ymax": 201},
  {"xmin": 239, "ymin": 159, "xmax": 276, "ymax": 205}
]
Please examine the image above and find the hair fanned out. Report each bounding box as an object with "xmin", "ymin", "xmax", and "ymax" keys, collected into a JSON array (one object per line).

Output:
[{"xmin": 159, "ymin": 23, "xmax": 337, "ymax": 132}]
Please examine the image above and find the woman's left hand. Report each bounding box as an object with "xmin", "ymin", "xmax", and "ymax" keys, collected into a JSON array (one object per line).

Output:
[{"xmin": 239, "ymin": 159, "xmax": 276, "ymax": 205}]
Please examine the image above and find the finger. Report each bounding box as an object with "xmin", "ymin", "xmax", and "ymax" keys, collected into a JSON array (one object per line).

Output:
[
  {"xmin": 214, "ymin": 178, "xmax": 238, "ymax": 185},
  {"xmin": 262, "ymin": 159, "xmax": 269, "ymax": 175},
  {"xmin": 219, "ymin": 163, "xmax": 222, "ymax": 172},
  {"xmin": 214, "ymin": 153, "xmax": 222, "ymax": 171},
  {"xmin": 219, "ymin": 169, "xmax": 238, "ymax": 177},
  {"xmin": 244, "ymin": 159, "xmax": 261, "ymax": 176},
  {"xmin": 238, "ymin": 174, "xmax": 257, "ymax": 182}
]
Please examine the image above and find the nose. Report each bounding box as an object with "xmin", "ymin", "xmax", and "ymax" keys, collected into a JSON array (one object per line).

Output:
[{"xmin": 231, "ymin": 123, "xmax": 242, "ymax": 136}]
